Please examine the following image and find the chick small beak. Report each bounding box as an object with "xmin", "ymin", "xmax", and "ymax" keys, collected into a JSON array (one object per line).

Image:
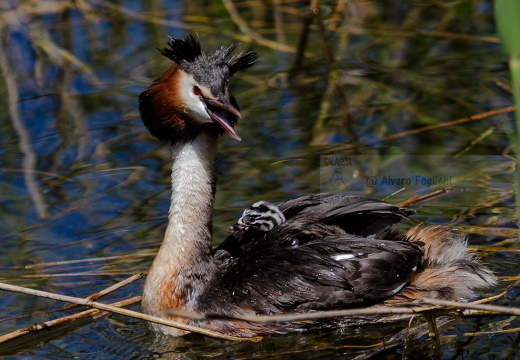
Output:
[{"xmin": 203, "ymin": 97, "xmax": 242, "ymax": 141}]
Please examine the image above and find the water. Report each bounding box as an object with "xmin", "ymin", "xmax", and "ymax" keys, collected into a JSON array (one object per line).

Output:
[{"xmin": 0, "ymin": 0, "xmax": 518, "ymax": 358}]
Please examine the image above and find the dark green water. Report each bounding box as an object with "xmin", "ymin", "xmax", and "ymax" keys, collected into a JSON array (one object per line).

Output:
[{"xmin": 0, "ymin": 1, "xmax": 518, "ymax": 358}]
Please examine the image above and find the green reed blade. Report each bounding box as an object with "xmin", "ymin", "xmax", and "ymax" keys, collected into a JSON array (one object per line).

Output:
[{"xmin": 495, "ymin": 0, "xmax": 520, "ymax": 223}]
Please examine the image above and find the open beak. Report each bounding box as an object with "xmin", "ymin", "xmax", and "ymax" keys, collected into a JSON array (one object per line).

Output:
[{"xmin": 203, "ymin": 97, "xmax": 242, "ymax": 141}]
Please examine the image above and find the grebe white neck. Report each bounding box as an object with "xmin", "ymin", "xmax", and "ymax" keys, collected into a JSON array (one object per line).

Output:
[{"xmin": 141, "ymin": 132, "xmax": 218, "ymax": 335}]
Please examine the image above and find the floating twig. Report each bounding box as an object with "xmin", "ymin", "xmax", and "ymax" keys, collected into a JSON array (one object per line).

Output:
[
  {"xmin": 0, "ymin": 281, "xmax": 260, "ymax": 342},
  {"xmin": 421, "ymin": 298, "xmax": 520, "ymax": 316},
  {"xmin": 0, "ymin": 274, "xmax": 143, "ymax": 338},
  {"xmin": 61, "ymin": 273, "xmax": 143, "ymax": 311},
  {"xmin": 0, "ymin": 296, "xmax": 141, "ymax": 345},
  {"xmin": 398, "ymin": 187, "xmax": 457, "ymax": 208},
  {"xmin": 346, "ymin": 25, "xmax": 500, "ymax": 43},
  {"xmin": 457, "ymin": 325, "xmax": 520, "ymax": 337},
  {"xmin": 472, "ymin": 289, "xmax": 509, "ymax": 304},
  {"xmin": 163, "ymin": 288, "xmax": 513, "ymax": 325},
  {"xmin": 168, "ymin": 305, "xmax": 441, "ymax": 323},
  {"xmin": 0, "ymin": 277, "xmax": 513, "ymax": 343}
]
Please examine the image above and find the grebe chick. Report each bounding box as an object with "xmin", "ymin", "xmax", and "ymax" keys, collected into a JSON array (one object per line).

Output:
[
  {"xmin": 139, "ymin": 35, "xmax": 497, "ymax": 338},
  {"xmin": 214, "ymin": 201, "xmax": 285, "ymax": 264},
  {"xmin": 233, "ymin": 200, "xmax": 286, "ymax": 234}
]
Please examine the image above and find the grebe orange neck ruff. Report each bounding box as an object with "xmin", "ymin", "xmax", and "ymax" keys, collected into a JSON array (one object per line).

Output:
[{"xmin": 139, "ymin": 34, "xmax": 496, "ymax": 338}]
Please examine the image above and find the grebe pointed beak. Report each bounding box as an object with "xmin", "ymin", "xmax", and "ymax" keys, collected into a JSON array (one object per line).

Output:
[{"xmin": 203, "ymin": 97, "xmax": 242, "ymax": 141}]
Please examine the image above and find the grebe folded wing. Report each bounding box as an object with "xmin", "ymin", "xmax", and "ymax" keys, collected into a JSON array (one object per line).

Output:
[
  {"xmin": 279, "ymin": 194, "xmax": 413, "ymax": 237},
  {"xmin": 214, "ymin": 195, "xmax": 414, "ymax": 272},
  {"xmin": 203, "ymin": 225, "xmax": 423, "ymax": 314}
]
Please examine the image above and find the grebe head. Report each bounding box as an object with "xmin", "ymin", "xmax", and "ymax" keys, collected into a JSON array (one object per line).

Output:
[{"xmin": 139, "ymin": 34, "xmax": 259, "ymax": 143}]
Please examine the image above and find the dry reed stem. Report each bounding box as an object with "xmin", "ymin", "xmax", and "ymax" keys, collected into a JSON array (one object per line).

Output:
[
  {"xmin": 0, "ymin": 274, "xmax": 142, "ymax": 344},
  {"xmin": 163, "ymin": 287, "xmax": 512, "ymax": 325},
  {"xmin": 385, "ymin": 106, "xmax": 515, "ymax": 141},
  {"xmin": 346, "ymin": 25, "xmax": 500, "ymax": 43},
  {"xmin": 426, "ymin": 316, "xmax": 441, "ymax": 355},
  {"xmin": 458, "ymin": 326, "xmax": 520, "ymax": 337},
  {"xmin": 501, "ymin": 275, "xmax": 520, "ymax": 281},
  {"xmin": 0, "ymin": 296, "xmax": 141, "ymax": 344},
  {"xmin": 168, "ymin": 306, "xmax": 439, "ymax": 323},
  {"xmin": 61, "ymin": 273, "xmax": 143, "ymax": 311},
  {"xmin": 322, "ymin": 106, "xmax": 516, "ymax": 152},
  {"xmin": 0, "ymin": 277, "xmax": 513, "ymax": 343},
  {"xmin": 16, "ymin": 254, "xmax": 148, "ymax": 270},
  {"xmin": 398, "ymin": 187, "xmax": 457, "ymax": 208},
  {"xmin": 0, "ymin": 281, "xmax": 260, "ymax": 341},
  {"xmin": 421, "ymin": 298, "xmax": 520, "ymax": 316},
  {"xmin": 473, "ymin": 289, "xmax": 509, "ymax": 304},
  {"xmin": 89, "ymin": 273, "xmax": 142, "ymax": 300},
  {"xmin": 167, "ymin": 293, "xmax": 513, "ymax": 324}
]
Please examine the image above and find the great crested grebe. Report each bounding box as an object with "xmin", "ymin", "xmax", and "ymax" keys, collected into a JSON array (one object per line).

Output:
[{"xmin": 139, "ymin": 35, "xmax": 497, "ymax": 337}]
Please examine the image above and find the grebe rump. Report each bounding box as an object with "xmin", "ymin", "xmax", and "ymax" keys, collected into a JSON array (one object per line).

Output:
[{"xmin": 139, "ymin": 35, "xmax": 496, "ymax": 337}]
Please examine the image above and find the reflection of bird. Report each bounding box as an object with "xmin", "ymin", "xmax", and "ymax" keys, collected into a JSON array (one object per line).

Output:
[{"xmin": 139, "ymin": 35, "xmax": 497, "ymax": 338}]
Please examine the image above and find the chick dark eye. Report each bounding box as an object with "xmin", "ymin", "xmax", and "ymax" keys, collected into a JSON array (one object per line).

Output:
[{"xmin": 192, "ymin": 86, "xmax": 202, "ymax": 96}]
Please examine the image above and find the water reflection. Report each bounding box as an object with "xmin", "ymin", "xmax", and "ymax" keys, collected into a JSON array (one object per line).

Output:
[{"xmin": 0, "ymin": 0, "xmax": 517, "ymax": 358}]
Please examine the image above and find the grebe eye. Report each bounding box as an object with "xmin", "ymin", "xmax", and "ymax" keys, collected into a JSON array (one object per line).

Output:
[{"xmin": 192, "ymin": 86, "xmax": 202, "ymax": 96}]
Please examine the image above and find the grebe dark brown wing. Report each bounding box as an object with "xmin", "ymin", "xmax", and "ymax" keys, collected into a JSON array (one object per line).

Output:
[
  {"xmin": 278, "ymin": 194, "xmax": 413, "ymax": 237},
  {"xmin": 204, "ymin": 221, "xmax": 423, "ymax": 318}
]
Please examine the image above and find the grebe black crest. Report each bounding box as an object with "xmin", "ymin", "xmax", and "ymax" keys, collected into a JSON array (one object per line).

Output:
[{"xmin": 139, "ymin": 35, "xmax": 497, "ymax": 338}]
